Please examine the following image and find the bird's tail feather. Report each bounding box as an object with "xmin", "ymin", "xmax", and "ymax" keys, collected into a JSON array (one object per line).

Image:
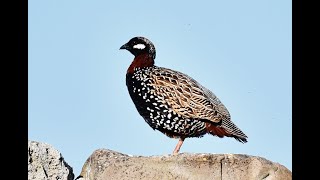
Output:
[
  {"xmin": 205, "ymin": 119, "xmax": 248, "ymax": 143},
  {"xmin": 221, "ymin": 118, "xmax": 248, "ymax": 143}
]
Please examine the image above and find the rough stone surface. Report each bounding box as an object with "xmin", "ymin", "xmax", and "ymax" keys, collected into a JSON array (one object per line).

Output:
[
  {"xmin": 77, "ymin": 149, "xmax": 292, "ymax": 180},
  {"xmin": 28, "ymin": 140, "xmax": 74, "ymax": 180}
]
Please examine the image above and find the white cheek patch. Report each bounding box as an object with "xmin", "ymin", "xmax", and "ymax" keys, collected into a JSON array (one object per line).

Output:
[{"xmin": 133, "ymin": 44, "xmax": 146, "ymax": 50}]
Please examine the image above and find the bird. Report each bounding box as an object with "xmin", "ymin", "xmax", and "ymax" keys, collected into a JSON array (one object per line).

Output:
[{"xmin": 120, "ymin": 36, "xmax": 247, "ymax": 155}]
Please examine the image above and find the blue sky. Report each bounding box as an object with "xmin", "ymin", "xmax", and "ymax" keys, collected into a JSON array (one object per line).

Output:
[{"xmin": 29, "ymin": 0, "xmax": 292, "ymax": 176}]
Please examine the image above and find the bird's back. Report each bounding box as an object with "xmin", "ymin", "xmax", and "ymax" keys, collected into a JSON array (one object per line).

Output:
[{"xmin": 126, "ymin": 65, "xmax": 247, "ymax": 142}]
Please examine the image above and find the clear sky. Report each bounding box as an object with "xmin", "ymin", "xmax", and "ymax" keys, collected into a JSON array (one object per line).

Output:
[{"xmin": 29, "ymin": 0, "xmax": 292, "ymax": 176}]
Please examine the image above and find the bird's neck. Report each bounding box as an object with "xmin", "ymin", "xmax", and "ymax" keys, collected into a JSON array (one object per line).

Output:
[{"xmin": 127, "ymin": 53, "xmax": 155, "ymax": 74}]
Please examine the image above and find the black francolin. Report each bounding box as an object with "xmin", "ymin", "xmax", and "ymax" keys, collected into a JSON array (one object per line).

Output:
[{"xmin": 120, "ymin": 36, "xmax": 248, "ymax": 154}]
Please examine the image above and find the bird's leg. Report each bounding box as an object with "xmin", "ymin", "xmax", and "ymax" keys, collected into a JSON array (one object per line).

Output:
[{"xmin": 172, "ymin": 137, "xmax": 185, "ymax": 155}]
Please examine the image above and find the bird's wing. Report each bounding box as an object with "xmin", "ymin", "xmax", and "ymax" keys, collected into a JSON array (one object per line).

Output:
[{"xmin": 149, "ymin": 67, "xmax": 230, "ymax": 123}]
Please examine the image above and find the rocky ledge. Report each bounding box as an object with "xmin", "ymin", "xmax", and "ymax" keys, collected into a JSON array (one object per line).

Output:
[{"xmin": 77, "ymin": 149, "xmax": 292, "ymax": 180}]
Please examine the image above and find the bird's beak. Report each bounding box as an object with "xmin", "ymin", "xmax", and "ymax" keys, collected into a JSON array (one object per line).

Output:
[{"xmin": 120, "ymin": 43, "xmax": 129, "ymax": 50}]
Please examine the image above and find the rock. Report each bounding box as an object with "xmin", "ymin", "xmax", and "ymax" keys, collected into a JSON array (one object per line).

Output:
[
  {"xmin": 28, "ymin": 140, "xmax": 74, "ymax": 180},
  {"xmin": 77, "ymin": 149, "xmax": 291, "ymax": 180}
]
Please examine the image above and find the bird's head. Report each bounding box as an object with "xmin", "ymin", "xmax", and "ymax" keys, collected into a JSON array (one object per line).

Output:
[{"xmin": 120, "ymin": 36, "xmax": 156, "ymax": 60}]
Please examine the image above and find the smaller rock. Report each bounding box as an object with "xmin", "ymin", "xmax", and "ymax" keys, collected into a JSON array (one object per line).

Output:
[{"xmin": 28, "ymin": 140, "xmax": 74, "ymax": 180}]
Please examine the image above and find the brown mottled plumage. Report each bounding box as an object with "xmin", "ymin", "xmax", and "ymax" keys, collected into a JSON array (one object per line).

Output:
[{"xmin": 120, "ymin": 36, "xmax": 248, "ymax": 154}]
